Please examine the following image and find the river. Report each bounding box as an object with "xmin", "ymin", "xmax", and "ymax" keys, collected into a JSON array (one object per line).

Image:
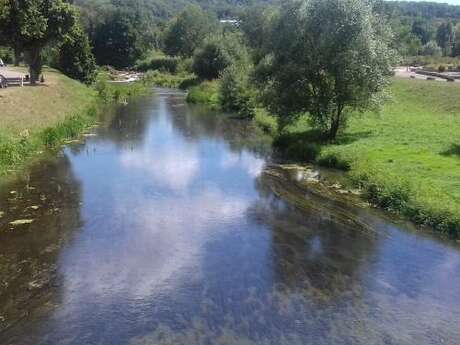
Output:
[{"xmin": 0, "ymin": 89, "xmax": 459, "ymax": 345}]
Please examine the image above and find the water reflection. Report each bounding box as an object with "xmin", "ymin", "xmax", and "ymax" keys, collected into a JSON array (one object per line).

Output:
[
  {"xmin": 0, "ymin": 155, "xmax": 82, "ymax": 340},
  {"xmin": 0, "ymin": 89, "xmax": 459, "ymax": 345}
]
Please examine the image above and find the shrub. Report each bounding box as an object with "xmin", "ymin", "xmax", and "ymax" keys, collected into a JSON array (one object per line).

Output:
[
  {"xmin": 192, "ymin": 39, "xmax": 233, "ymax": 80},
  {"xmin": 317, "ymin": 153, "xmax": 351, "ymax": 171},
  {"xmin": 438, "ymin": 64, "xmax": 446, "ymax": 72},
  {"xmin": 285, "ymin": 142, "xmax": 321, "ymax": 162},
  {"xmin": 254, "ymin": 108, "xmax": 278, "ymax": 135},
  {"xmin": 58, "ymin": 27, "xmax": 96, "ymax": 84},
  {"xmin": 219, "ymin": 64, "xmax": 256, "ymax": 118},
  {"xmin": 421, "ymin": 41, "xmax": 442, "ymax": 57},
  {"xmin": 135, "ymin": 56, "xmax": 180, "ymax": 73},
  {"xmin": 186, "ymin": 81, "xmax": 220, "ymax": 108},
  {"xmin": 142, "ymin": 70, "xmax": 197, "ymax": 89},
  {"xmin": 273, "ymin": 131, "xmax": 324, "ymax": 162}
]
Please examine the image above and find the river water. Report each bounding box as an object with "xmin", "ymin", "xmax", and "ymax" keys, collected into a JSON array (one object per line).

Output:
[{"xmin": 0, "ymin": 89, "xmax": 459, "ymax": 345}]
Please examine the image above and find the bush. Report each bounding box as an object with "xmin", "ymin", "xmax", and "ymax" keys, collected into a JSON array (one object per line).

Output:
[
  {"xmin": 317, "ymin": 153, "xmax": 351, "ymax": 170},
  {"xmin": 192, "ymin": 32, "xmax": 251, "ymax": 81},
  {"xmin": 254, "ymin": 108, "xmax": 278, "ymax": 135},
  {"xmin": 135, "ymin": 56, "xmax": 180, "ymax": 73},
  {"xmin": 142, "ymin": 70, "xmax": 197, "ymax": 89},
  {"xmin": 285, "ymin": 142, "xmax": 321, "ymax": 162},
  {"xmin": 58, "ymin": 27, "xmax": 96, "ymax": 84},
  {"xmin": 438, "ymin": 64, "xmax": 446, "ymax": 72},
  {"xmin": 421, "ymin": 41, "xmax": 442, "ymax": 57},
  {"xmin": 186, "ymin": 81, "xmax": 220, "ymax": 108},
  {"xmin": 219, "ymin": 64, "xmax": 256, "ymax": 118},
  {"xmin": 273, "ymin": 131, "xmax": 324, "ymax": 162},
  {"xmin": 192, "ymin": 39, "xmax": 233, "ymax": 80}
]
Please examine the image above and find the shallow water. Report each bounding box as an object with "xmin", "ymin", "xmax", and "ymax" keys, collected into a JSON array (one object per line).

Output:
[{"xmin": 1, "ymin": 89, "xmax": 459, "ymax": 345}]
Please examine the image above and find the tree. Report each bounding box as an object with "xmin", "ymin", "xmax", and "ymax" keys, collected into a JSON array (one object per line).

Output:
[
  {"xmin": 411, "ymin": 19, "xmax": 434, "ymax": 45},
  {"xmin": 0, "ymin": 0, "xmax": 23, "ymax": 65},
  {"xmin": 92, "ymin": 9, "xmax": 146, "ymax": 68},
  {"xmin": 239, "ymin": 5, "xmax": 278, "ymax": 63},
  {"xmin": 192, "ymin": 33, "xmax": 247, "ymax": 80},
  {"xmin": 163, "ymin": 5, "xmax": 216, "ymax": 57},
  {"xmin": 421, "ymin": 40, "xmax": 442, "ymax": 56},
  {"xmin": 58, "ymin": 26, "xmax": 96, "ymax": 84},
  {"xmin": 219, "ymin": 63, "xmax": 255, "ymax": 119},
  {"xmin": 262, "ymin": 0, "xmax": 396, "ymax": 140},
  {"xmin": 392, "ymin": 21, "xmax": 422, "ymax": 57},
  {"xmin": 436, "ymin": 22, "xmax": 455, "ymax": 56},
  {"xmin": 0, "ymin": 0, "xmax": 77, "ymax": 84},
  {"xmin": 453, "ymin": 24, "xmax": 460, "ymax": 57}
]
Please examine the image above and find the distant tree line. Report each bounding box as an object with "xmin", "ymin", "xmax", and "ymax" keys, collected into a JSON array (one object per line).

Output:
[{"xmin": 2, "ymin": 0, "xmax": 460, "ymax": 88}]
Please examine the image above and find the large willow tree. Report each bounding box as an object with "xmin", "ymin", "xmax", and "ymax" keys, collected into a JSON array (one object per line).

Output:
[{"xmin": 263, "ymin": 0, "xmax": 397, "ymax": 140}]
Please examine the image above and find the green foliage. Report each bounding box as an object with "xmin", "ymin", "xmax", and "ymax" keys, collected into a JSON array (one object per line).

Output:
[
  {"xmin": 318, "ymin": 78, "xmax": 460, "ymax": 236},
  {"xmin": 136, "ymin": 56, "xmax": 180, "ymax": 73},
  {"xmin": 186, "ymin": 80, "xmax": 220, "ymax": 108},
  {"xmin": 142, "ymin": 70, "xmax": 197, "ymax": 88},
  {"xmin": 254, "ymin": 108, "xmax": 278, "ymax": 135},
  {"xmin": 41, "ymin": 110, "xmax": 96, "ymax": 147},
  {"xmin": 58, "ymin": 26, "xmax": 96, "ymax": 84},
  {"xmin": 411, "ymin": 19, "xmax": 435, "ymax": 45},
  {"xmin": 0, "ymin": 105, "xmax": 97, "ymax": 175},
  {"xmin": 0, "ymin": 0, "xmax": 78, "ymax": 83},
  {"xmin": 262, "ymin": 0, "xmax": 397, "ymax": 140},
  {"xmin": 0, "ymin": 46, "xmax": 13, "ymax": 63},
  {"xmin": 192, "ymin": 36, "xmax": 233, "ymax": 80},
  {"xmin": 239, "ymin": 5, "xmax": 278, "ymax": 62},
  {"xmin": 421, "ymin": 40, "xmax": 442, "ymax": 56},
  {"xmin": 92, "ymin": 9, "xmax": 147, "ymax": 68},
  {"xmin": 316, "ymin": 153, "xmax": 351, "ymax": 171},
  {"xmin": 436, "ymin": 21, "xmax": 455, "ymax": 56},
  {"xmin": 94, "ymin": 72, "xmax": 152, "ymax": 103},
  {"xmin": 163, "ymin": 5, "xmax": 216, "ymax": 57},
  {"xmin": 219, "ymin": 63, "xmax": 255, "ymax": 118},
  {"xmin": 192, "ymin": 33, "xmax": 248, "ymax": 80}
]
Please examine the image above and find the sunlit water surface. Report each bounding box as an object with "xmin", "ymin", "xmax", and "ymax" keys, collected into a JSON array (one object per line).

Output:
[{"xmin": 0, "ymin": 89, "xmax": 459, "ymax": 345}]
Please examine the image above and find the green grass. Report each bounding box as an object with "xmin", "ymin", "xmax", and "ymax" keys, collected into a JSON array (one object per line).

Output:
[
  {"xmin": 268, "ymin": 78, "xmax": 460, "ymax": 236},
  {"xmin": 311, "ymin": 78, "xmax": 460, "ymax": 236},
  {"xmin": 186, "ymin": 80, "xmax": 220, "ymax": 108},
  {"xmin": 0, "ymin": 67, "xmax": 96, "ymax": 132},
  {"xmin": 0, "ymin": 69, "xmax": 151, "ymax": 176}
]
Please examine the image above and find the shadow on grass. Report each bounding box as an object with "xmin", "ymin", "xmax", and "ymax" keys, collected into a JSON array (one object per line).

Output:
[
  {"xmin": 275, "ymin": 129, "xmax": 373, "ymax": 149},
  {"xmin": 441, "ymin": 144, "xmax": 460, "ymax": 157},
  {"xmin": 336, "ymin": 130, "xmax": 373, "ymax": 145}
]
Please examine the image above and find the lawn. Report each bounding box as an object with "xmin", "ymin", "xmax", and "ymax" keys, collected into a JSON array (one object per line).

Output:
[
  {"xmin": 0, "ymin": 67, "xmax": 97, "ymax": 175},
  {"xmin": 0, "ymin": 67, "xmax": 96, "ymax": 133},
  {"xmin": 318, "ymin": 78, "xmax": 460, "ymax": 235}
]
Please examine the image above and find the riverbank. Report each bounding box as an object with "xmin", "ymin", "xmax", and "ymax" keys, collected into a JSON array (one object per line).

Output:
[
  {"xmin": 0, "ymin": 68, "xmax": 152, "ymax": 177},
  {"xmin": 185, "ymin": 77, "xmax": 460, "ymax": 237}
]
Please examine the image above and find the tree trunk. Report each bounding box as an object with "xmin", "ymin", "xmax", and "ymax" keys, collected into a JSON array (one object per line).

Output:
[
  {"xmin": 14, "ymin": 45, "xmax": 21, "ymax": 66},
  {"xmin": 27, "ymin": 47, "xmax": 42, "ymax": 85},
  {"xmin": 328, "ymin": 109, "xmax": 342, "ymax": 141}
]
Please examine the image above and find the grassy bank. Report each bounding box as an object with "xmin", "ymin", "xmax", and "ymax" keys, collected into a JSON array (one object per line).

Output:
[
  {"xmin": 317, "ymin": 79, "xmax": 460, "ymax": 237},
  {"xmin": 0, "ymin": 68, "xmax": 151, "ymax": 176},
  {"xmin": 185, "ymin": 77, "xmax": 460, "ymax": 237}
]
